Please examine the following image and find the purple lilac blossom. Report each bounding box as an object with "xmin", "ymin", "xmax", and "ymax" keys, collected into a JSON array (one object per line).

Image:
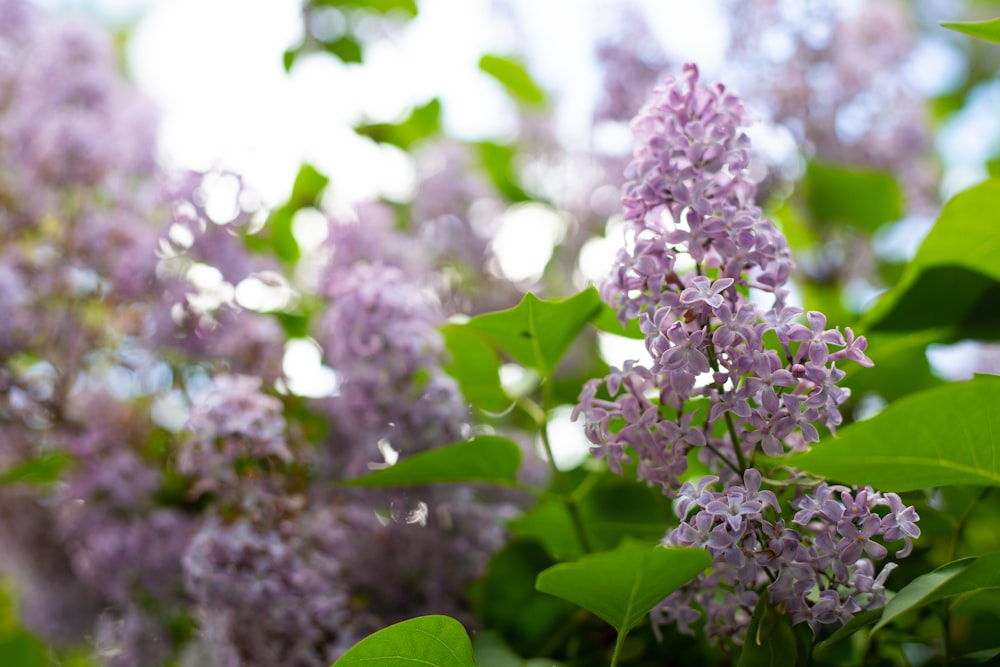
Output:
[
  {"xmin": 575, "ymin": 63, "xmax": 919, "ymax": 641},
  {"xmin": 316, "ymin": 257, "xmax": 468, "ymax": 476}
]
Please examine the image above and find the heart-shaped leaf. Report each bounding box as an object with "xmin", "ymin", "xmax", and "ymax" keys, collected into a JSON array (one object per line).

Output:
[
  {"xmin": 535, "ymin": 541, "xmax": 710, "ymax": 634},
  {"xmin": 333, "ymin": 615, "xmax": 478, "ymax": 667}
]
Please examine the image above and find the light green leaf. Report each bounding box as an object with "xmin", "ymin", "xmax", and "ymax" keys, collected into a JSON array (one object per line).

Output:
[
  {"xmin": 466, "ymin": 289, "xmax": 603, "ymax": 377},
  {"xmin": 253, "ymin": 164, "xmax": 329, "ymax": 264},
  {"xmin": 804, "ymin": 161, "xmax": 903, "ymax": 232},
  {"xmin": 333, "ymin": 615, "xmax": 478, "ymax": 667},
  {"xmin": 0, "ymin": 452, "xmax": 72, "ymax": 485},
  {"xmin": 866, "ymin": 179, "xmax": 1000, "ymax": 337},
  {"xmin": 441, "ymin": 324, "xmax": 511, "ymax": 413},
  {"xmin": 342, "ymin": 436, "xmax": 521, "ymax": 487},
  {"xmin": 787, "ymin": 376, "xmax": 1000, "ymax": 491},
  {"xmin": 475, "ymin": 141, "xmax": 531, "ymax": 203},
  {"xmin": 478, "ymin": 54, "xmax": 546, "ymax": 106},
  {"xmin": 941, "ymin": 18, "xmax": 1000, "ymax": 44},
  {"xmin": 874, "ymin": 552, "xmax": 1000, "ymax": 631},
  {"xmin": 737, "ymin": 596, "xmax": 800, "ymax": 667},
  {"xmin": 534, "ymin": 541, "xmax": 710, "ymax": 634},
  {"xmin": 317, "ymin": 0, "xmax": 418, "ymax": 16},
  {"xmin": 355, "ymin": 99, "xmax": 442, "ymax": 150}
]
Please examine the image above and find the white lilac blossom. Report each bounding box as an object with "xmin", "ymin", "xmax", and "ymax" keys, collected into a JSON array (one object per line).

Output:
[{"xmin": 575, "ymin": 64, "xmax": 919, "ymax": 641}]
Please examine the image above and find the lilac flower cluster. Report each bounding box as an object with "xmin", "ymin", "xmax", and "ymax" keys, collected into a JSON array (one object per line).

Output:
[
  {"xmin": 579, "ymin": 64, "xmax": 868, "ymax": 490},
  {"xmin": 316, "ymin": 220, "xmax": 469, "ymax": 475},
  {"xmin": 178, "ymin": 374, "xmax": 293, "ymax": 500},
  {"xmin": 657, "ymin": 472, "xmax": 918, "ymax": 642},
  {"xmin": 575, "ymin": 64, "xmax": 919, "ymax": 640}
]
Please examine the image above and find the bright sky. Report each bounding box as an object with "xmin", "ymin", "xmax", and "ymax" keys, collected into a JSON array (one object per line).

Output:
[{"xmin": 36, "ymin": 0, "xmax": 728, "ymax": 205}]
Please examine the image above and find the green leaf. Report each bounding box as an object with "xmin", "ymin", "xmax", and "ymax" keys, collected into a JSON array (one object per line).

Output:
[
  {"xmin": 874, "ymin": 552, "xmax": 1000, "ymax": 631},
  {"xmin": 259, "ymin": 163, "xmax": 330, "ymax": 264},
  {"xmin": 342, "ymin": 436, "xmax": 521, "ymax": 487},
  {"xmin": 316, "ymin": 0, "xmax": 418, "ymax": 16},
  {"xmin": 866, "ymin": 179, "xmax": 1000, "ymax": 337},
  {"xmin": 738, "ymin": 597, "xmax": 800, "ymax": 667},
  {"xmin": 321, "ymin": 34, "xmax": 363, "ymax": 63},
  {"xmin": 0, "ymin": 633, "xmax": 47, "ymax": 666},
  {"xmin": 282, "ymin": 47, "xmax": 299, "ymax": 72},
  {"xmin": 787, "ymin": 376, "xmax": 1000, "ymax": 491},
  {"xmin": 478, "ymin": 54, "xmax": 547, "ymax": 106},
  {"xmin": 0, "ymin": 452, "xmax": 72, "ymax": 485},
  {"xmin": 591, "ymin": 302, "xmax": 644, "ymax": 340},
  {"xmin": 466, "ymin": 289, "xmax": 603, "ymax": 377},
  {"xmin": 441, "ymin": 324, "xmax": 511, "ymax": 413},
  {"xmin": 534, "ymin": 541, "xmax": 711, "ymax": 634},
  {"xmin": 811, "ymin": 608, "xmax": 883, "ymax": 658},
  {"xmin": 841, "ymin": 330, "xmax": 944, "ymax": 403},
  {"xmin": 473, "ymin": 539, "xmax": 578, "ymax": 656},
  {"xmin": 803, "ymin": 161, "xmax": 903, "ymax": 232},
  {"xmin": 355, "ymin": 99, "xmax": 441, "ymax": 150},
  {"xmin": 289, "ymin": 163, "xmax": 330, "ymax": 208},
  {"xmin": 333, "ymin": 615, "xmax": 478, "ymax": 667},
  {"xmin": 941, "ymin": 18, "xmax": 1000, "ymax": 44},
  {"xmin": 472, "ymin": 630, "xmax": 565, "ymax": 667},
  {"xmin": 475, "ymin": 142, "xmax": 531, "ymax": 203}
]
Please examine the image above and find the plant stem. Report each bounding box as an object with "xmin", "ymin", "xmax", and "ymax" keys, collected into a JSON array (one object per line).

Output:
[
  {"xmin": 521, "ymin": 393, "xmax": 593, "ymax": 555},
  {"xmin": 539, "ymin": 409, "xmax": 593, "ymax": 554},
  {"xmin": 609, "ymin": 629, "xmax": 627, "ymax": 667}
]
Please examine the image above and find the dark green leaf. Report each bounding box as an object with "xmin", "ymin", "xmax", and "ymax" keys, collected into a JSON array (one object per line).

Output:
[
  {"xmin": 738, "ymin": 597, "xmax": 800, "ymax": 667},
  {"xmin": 866, "ymin": 179, "xmax": 1000, "ymax": 337},
  {"xmin": 478, "ymin": 54, "xmax": 546, "ymax": 106},
  {"xmin": 812, "ymin": 608, "xmax": 883, "ymax": 658},
  {"xmin": 941, "ymin": 18, "xmax": 1000, "ymax": 44},
  {"xmin": 355, "ymin": 99, "xmax": 441, "ymax": 150},
  {"xmin": 535, "ymin": 541, "xmax": 710, "ymax": 634},
  {"xmin": 960, "ymin": 647, "xmax": 1000, "ymax": 663},
  {"xmin": 466, "ymin": 289, "xmax": 603, "ymax": 377},
  {"xmin": 475, "ymin": 142, "xmax": 531, "ymax": 203},
  {"xmin": 875, "ymin": 552, "xmax": 1000, "ymax": 631},
  {"xmin": 803, "ymin": 161, "xmax": 903, "ymax": 232},
  {"xmin": 473, "ymin": 539, "xmax": 578, "ymax": 657},
  {"xmin": 0, "ymin": 452, "xmax": 72, "ymax": 485},
  {"xmin": 333, "ymin": 615, "xmax": 478, "ymax": 667},
  {"xmin": 342, "ymin": 436, "xmax": 521, "ymax": 487},
  {"xmin": 472, "ymin": 630, "xmax": 565, "ymax": 667},
  {"xmin": 441, "ymin": 324, "xmax": 511, "ymax": 413},
  {"xmin": 0, "ymin": 633, "xmax": 47, "ymax": 666},
  {"xmin": 321, "ymin": 34, "xmax": 363, "ymax": 63},
  {"xmin": 788, "ymin": 375, "xmax": 1000, "ymax": 491}
]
